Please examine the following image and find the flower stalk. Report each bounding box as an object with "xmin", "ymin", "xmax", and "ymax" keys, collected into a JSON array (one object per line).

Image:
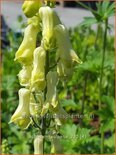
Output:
[{"xmin": 10, "ymin": 0, "xmax": 81, "ymax": 154}]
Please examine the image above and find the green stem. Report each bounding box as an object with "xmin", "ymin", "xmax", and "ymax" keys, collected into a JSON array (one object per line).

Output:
[
  {"xmin": 94, "ymin": 23, "xmax": 101, "ymax": 49},
  {"xmin": 79, "ymin": 47, "xmax": 88, "ymax": 127},
  {"xmin": 41, "ymin": 50, "xmax": 49, "ymax": 154},
  {"xmin": 101, "ymin": 131, "xmax": 105, "ymax": 154},
  {"xmin": 99, "ymin": 19, "xmax": 108, "ymax": 154},
  {"xmin": 80, "ymin": 73, "xmax": 88, "ymax": 127},
  {"xmin": 99, "ymin": 19, "xmax": 108, "ymax": 109}
]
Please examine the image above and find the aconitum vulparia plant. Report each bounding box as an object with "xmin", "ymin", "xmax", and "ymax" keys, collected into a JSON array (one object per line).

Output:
[{"xmin": 10, "ymin": 0, "xmax": 82, "ymax": 154}]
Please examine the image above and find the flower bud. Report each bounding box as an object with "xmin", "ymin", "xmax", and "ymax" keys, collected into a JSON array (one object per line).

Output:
[
  {"xmin": 18, "ymin": 65, "xmax": 32, "ymax": 87},
  {"xmin": 22, "ymin": 0, "xmax": 42, "ymax": 18},
  {"xmin": 31, "ymin": 47, "xmax": 46, "ymax": 91},
  {"xmin": 39, "ymin": 6, "xmax": 61, "ymax": 50},
  {"xmin": 10, "ymin": 88, "xmax": 31, "ymax": 129},
  {"xmin": 34, "ymin": 135, "xmax": 44, "ymax": 154},
  {"xmin": 15, "ymin": 24, "xmax": 39, "ymax": 65},
  {"xmin": 46, "ymin": 71, "xmax": 58, "ymax": 108}
]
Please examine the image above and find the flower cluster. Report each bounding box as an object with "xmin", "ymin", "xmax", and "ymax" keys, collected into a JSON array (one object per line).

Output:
[{"xmin": 10, "ymin": 0, "xmax": 82, "ymax": 154}]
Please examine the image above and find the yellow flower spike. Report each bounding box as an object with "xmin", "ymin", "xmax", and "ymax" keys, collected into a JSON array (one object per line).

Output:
[
  {"xmin": 15, "ymin": 24, "xmax": 39, "ymax": 65},
  {"xmin": 18, "ymin": 65, "xmax": 32, "ymax": 87},
  {"xmin": 39, "ymin": 6, "xmax": 61, "ymax": 50},
  {"xmin": 46, "ymin": 71, "xmax": 58, "ymax": 108},
  {"xmin": 10, "ymin": 88, "xmax": 31, "ymax": 129},
  {"xmin": 22, "ymin": 0, "xmax": 42, "ymax": 18},
  {"xmin": 34, "ymin": 135, "xmax": 44, "ymax": 154},
  {"xmin": 51, "ymin": 134, "xmax": 63, "ymax": 153},
  {"xmin": 31, "ymin": 47, "xmax": 46, "ymax": 91}
]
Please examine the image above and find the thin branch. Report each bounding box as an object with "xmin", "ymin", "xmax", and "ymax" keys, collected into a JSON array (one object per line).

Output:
[{"xmin": 30, "ymin": 116, "xmax": 41, "ymax": 130}]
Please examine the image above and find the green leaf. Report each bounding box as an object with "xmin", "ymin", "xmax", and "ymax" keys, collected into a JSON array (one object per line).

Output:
[
  {"xmin": 101, "ymin": 95, "xmax": 114, "ymax": 112},
  {"xmin": 101, "ymin": 1, "xmax": 110, "ymax": 13},
  {"xmin": 60, "ymin": 99, "xmax": 77, "ymax": 111},
  {"xmin": 98, "ymin": 108, "xmax": 114, "ymax": 121},
  {"xmin": 74, "ymin": 127, "xmax": 90, "ymax": 145},
  {"xmin": 106, "ymin": 2, "xmax": 115, "ymax": 17},
  {"xmin": 78, "ymin": 58, "xmax": 101, "ymax": 73},
  {"xmin": 100, "ymin": 118, "xmax": 114, "ymax": 132},
  {"xmin": 96, "ymin": 2, "xmax": 103, "ymax": 15},
  {"xmin": 80, "ymin": 17, "xmax": 97, "ymax": 27},
  {"xmin": 60, "ymin": 123, "xmax": 78, "ymax": 150},
  {"xmin": 77, "ymin": 127, "xmax": 90, "ymax": 139}
]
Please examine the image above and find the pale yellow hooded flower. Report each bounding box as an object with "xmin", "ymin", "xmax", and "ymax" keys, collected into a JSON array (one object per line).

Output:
[
  {"xmin": 31, "ymin": 47, "xmax": 46, "ymax": 91},
  {"xmin": 54, "ymin": 24, "xmax": 82, "ymax": 77},
  {"xmin": 10, "ymin": 88, "xmax": 31, "ymax": 129},
  {"xmin": 46, "ymin": 71, "xmax": 58, "ymax": 108},
  {"xmin": 14, "ymin": 23, "xmax": 39, "ymax": 65},
  {"xmin": 18, "ymin": 65, "xmax": 32, "ymax": 87},
  {"xmin": 34, "ymin": 135, "xmax": 44, "ymax": 154},
  {"xmin": 39, "ymin": 6, "xmax": 61, "ymax": 50}
]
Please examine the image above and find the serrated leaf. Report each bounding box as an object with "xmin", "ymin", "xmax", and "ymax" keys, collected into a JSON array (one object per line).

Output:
[
  {"xmin": 106, "ymin": 2, "xmax": 115, "ymax": 17},
  {"xmin": 76, "ymin": 127, "xmax": 90, "ymax": 144},
  {"xmin": 60, "ymin": 123, "xmax": 78, "ymax": 149},
  {"xmin": 101, "ymin": 1, "xmax": 110, "ymax": 13},
  {"xmin": 100, "ymin": 118, "xmax": 114, "ymax": 132}
]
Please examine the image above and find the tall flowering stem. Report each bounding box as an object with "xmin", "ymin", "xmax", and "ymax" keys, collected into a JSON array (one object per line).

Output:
[{"xmin": 10, "ymin": 0, "xmax": 81, "ymax": 154}]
